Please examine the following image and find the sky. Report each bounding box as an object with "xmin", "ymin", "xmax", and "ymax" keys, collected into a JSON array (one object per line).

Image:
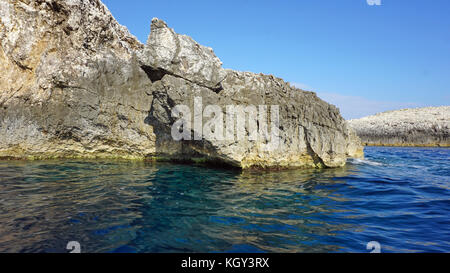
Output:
[{"xmin": 103, "ymin": 0, "xmax": 450, "ymax": 119}]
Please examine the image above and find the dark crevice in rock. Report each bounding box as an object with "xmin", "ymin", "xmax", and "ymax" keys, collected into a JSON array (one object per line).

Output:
[
  {"xmin": 55, "ymin": 128, "xmax": 82, "ymax": 142},
  {"xmin": 13, "ymin": 60, "xmax": 32, "ymax": 71},
  {"xmin": 305, "ymin": 141, "xmax": 326, "ymax": 168},
  {"xmin": 302, "ymin": 126, "xmax": 326, "ymax": 168},
  {"xmin": 211, "ymin": 83, "xmax": 224, "ymax": 93},
  {"xmin": 140, "ymin": 65, "xmax": 224, "ymax": 93},
  {"xmin": 141, "ymin": 65, "xmax": 169, "ymax": 83},
  {"xmin": 0, "ymin": 86, "xmax": 23, "ymax": 108},
  {"xmin": 48, "ymin": 1, "xmax": 64, "ymax": 13}
]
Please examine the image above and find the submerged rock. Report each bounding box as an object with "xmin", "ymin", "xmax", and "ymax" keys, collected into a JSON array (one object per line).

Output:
[
  {"xmin": 0, "ymin": 0, "xmax": 363, "ymax": 169},
  {"xmin": 348, "ymin": 106, "xmax": 450, "ymax": 147}
]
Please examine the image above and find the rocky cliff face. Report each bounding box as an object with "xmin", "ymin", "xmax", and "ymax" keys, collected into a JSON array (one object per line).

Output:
[
  {"xmin": 349, "ymin": 107, "xmax": 450, "ymax": 147},
  {"xmin": 0, "ymin": 0, "xmax": 363, "ymax": 169},
  {"xmin": 0, "ymin": 0, "xmax": 154, "ymax": 159}
]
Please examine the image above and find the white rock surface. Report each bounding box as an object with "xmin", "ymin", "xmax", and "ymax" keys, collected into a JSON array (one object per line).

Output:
[
  {"xmin": 348, "ymin": 106, "xmax": 450, "ymax": 147},
  {"xmin": 139, "ymin": 18, "xmax": 227, "ymax": 91}
]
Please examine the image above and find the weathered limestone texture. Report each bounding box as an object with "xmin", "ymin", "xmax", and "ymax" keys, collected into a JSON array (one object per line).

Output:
[
  {"xmin": 0, "ymin": 0, "xmax": 154, "ymax": 159},
  {"xmin": 0, "ymin": 0, "xmax": 363, "ymax": 169},
  {"xmin": 139, "ymin": 18, "xmax": 226, "ymax": 92},
  {"xmin": 349, "ymin": 107, "xmax": 450, "ymax": 147}
]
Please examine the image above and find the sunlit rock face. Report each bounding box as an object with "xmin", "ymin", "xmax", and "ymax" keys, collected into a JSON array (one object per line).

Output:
[
  {"xmin": 139, "ymin": 18, "xmax": 227, "ymax": 92},
  {"xmin": 349, "ymin": 107, "xmax": 450, "ymax": 147},
  {"xmin": 0, "ymin": 0, "xmax": 155, "ymax": 159},
  {"xmin": 0, "ymin": 0, "xmax": 363, "ymax": 168}
]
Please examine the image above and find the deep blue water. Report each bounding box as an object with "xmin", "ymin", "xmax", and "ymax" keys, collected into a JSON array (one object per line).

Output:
[{"xmin": 0, "ymin": 147, "xmax": 449, "ymax": 253}]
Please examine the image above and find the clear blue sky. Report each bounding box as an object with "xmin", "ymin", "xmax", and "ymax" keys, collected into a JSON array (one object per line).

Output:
[{"xmin": 103, "ymin": 0, "xmax": 450, "ymax": 119}]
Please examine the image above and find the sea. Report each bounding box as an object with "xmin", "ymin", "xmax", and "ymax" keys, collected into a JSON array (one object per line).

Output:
[{"xmin": 0, "ymin": 146, "xmax": 448, "ymax": 253}]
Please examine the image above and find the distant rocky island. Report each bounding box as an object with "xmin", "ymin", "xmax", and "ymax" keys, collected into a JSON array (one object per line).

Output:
[
  {"xmin": 0, "ymin": 0, "xmax": 363, "ymax": 169},
  {"xmin": 349, "ymin": 106, "xmax": 450, "ymax": 147}
]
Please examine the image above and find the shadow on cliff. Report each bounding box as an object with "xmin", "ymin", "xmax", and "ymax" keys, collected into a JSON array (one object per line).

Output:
[{"xmin": 142, "ymin": 68, "xmax": 240, "ymax": 170}]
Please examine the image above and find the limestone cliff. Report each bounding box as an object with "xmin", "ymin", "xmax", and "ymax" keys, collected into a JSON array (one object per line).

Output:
[
  {"xmin": 0, "ymin": 0, "xmax": 363, "ymax": 169},
  {"xmin": 0, "ymin": 0, "xmax": 154, "ymax": 159},
  {"xmin": 348, "ymin": 107, "xmax": 450, "ymax": 147}
]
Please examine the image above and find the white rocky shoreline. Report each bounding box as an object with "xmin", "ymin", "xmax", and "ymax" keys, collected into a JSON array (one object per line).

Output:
[{"xmin": 348, "ymin": 106, "xmax": 450, "ymax": 147}]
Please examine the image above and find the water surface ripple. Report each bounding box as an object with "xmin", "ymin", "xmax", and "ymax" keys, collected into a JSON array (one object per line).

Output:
[{"xmin": 0, "ymin": 147, "xmax": 448, "ymax": 253}]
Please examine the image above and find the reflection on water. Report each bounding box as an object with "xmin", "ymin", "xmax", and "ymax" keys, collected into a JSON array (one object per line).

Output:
[{"xmin": 0, "ymin": 147, "xmax": 449, "ymax": 253}]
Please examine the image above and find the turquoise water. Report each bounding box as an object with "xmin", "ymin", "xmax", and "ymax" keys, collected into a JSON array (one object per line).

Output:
[{"xmin": 0, "ymin": 147, "xmax": 449, "ymax": 253}]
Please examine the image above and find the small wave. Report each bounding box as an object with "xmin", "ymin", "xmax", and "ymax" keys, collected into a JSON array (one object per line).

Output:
[{"xmin": 349, "ymin": 158, "xmax": 384, "ymax": 166}]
